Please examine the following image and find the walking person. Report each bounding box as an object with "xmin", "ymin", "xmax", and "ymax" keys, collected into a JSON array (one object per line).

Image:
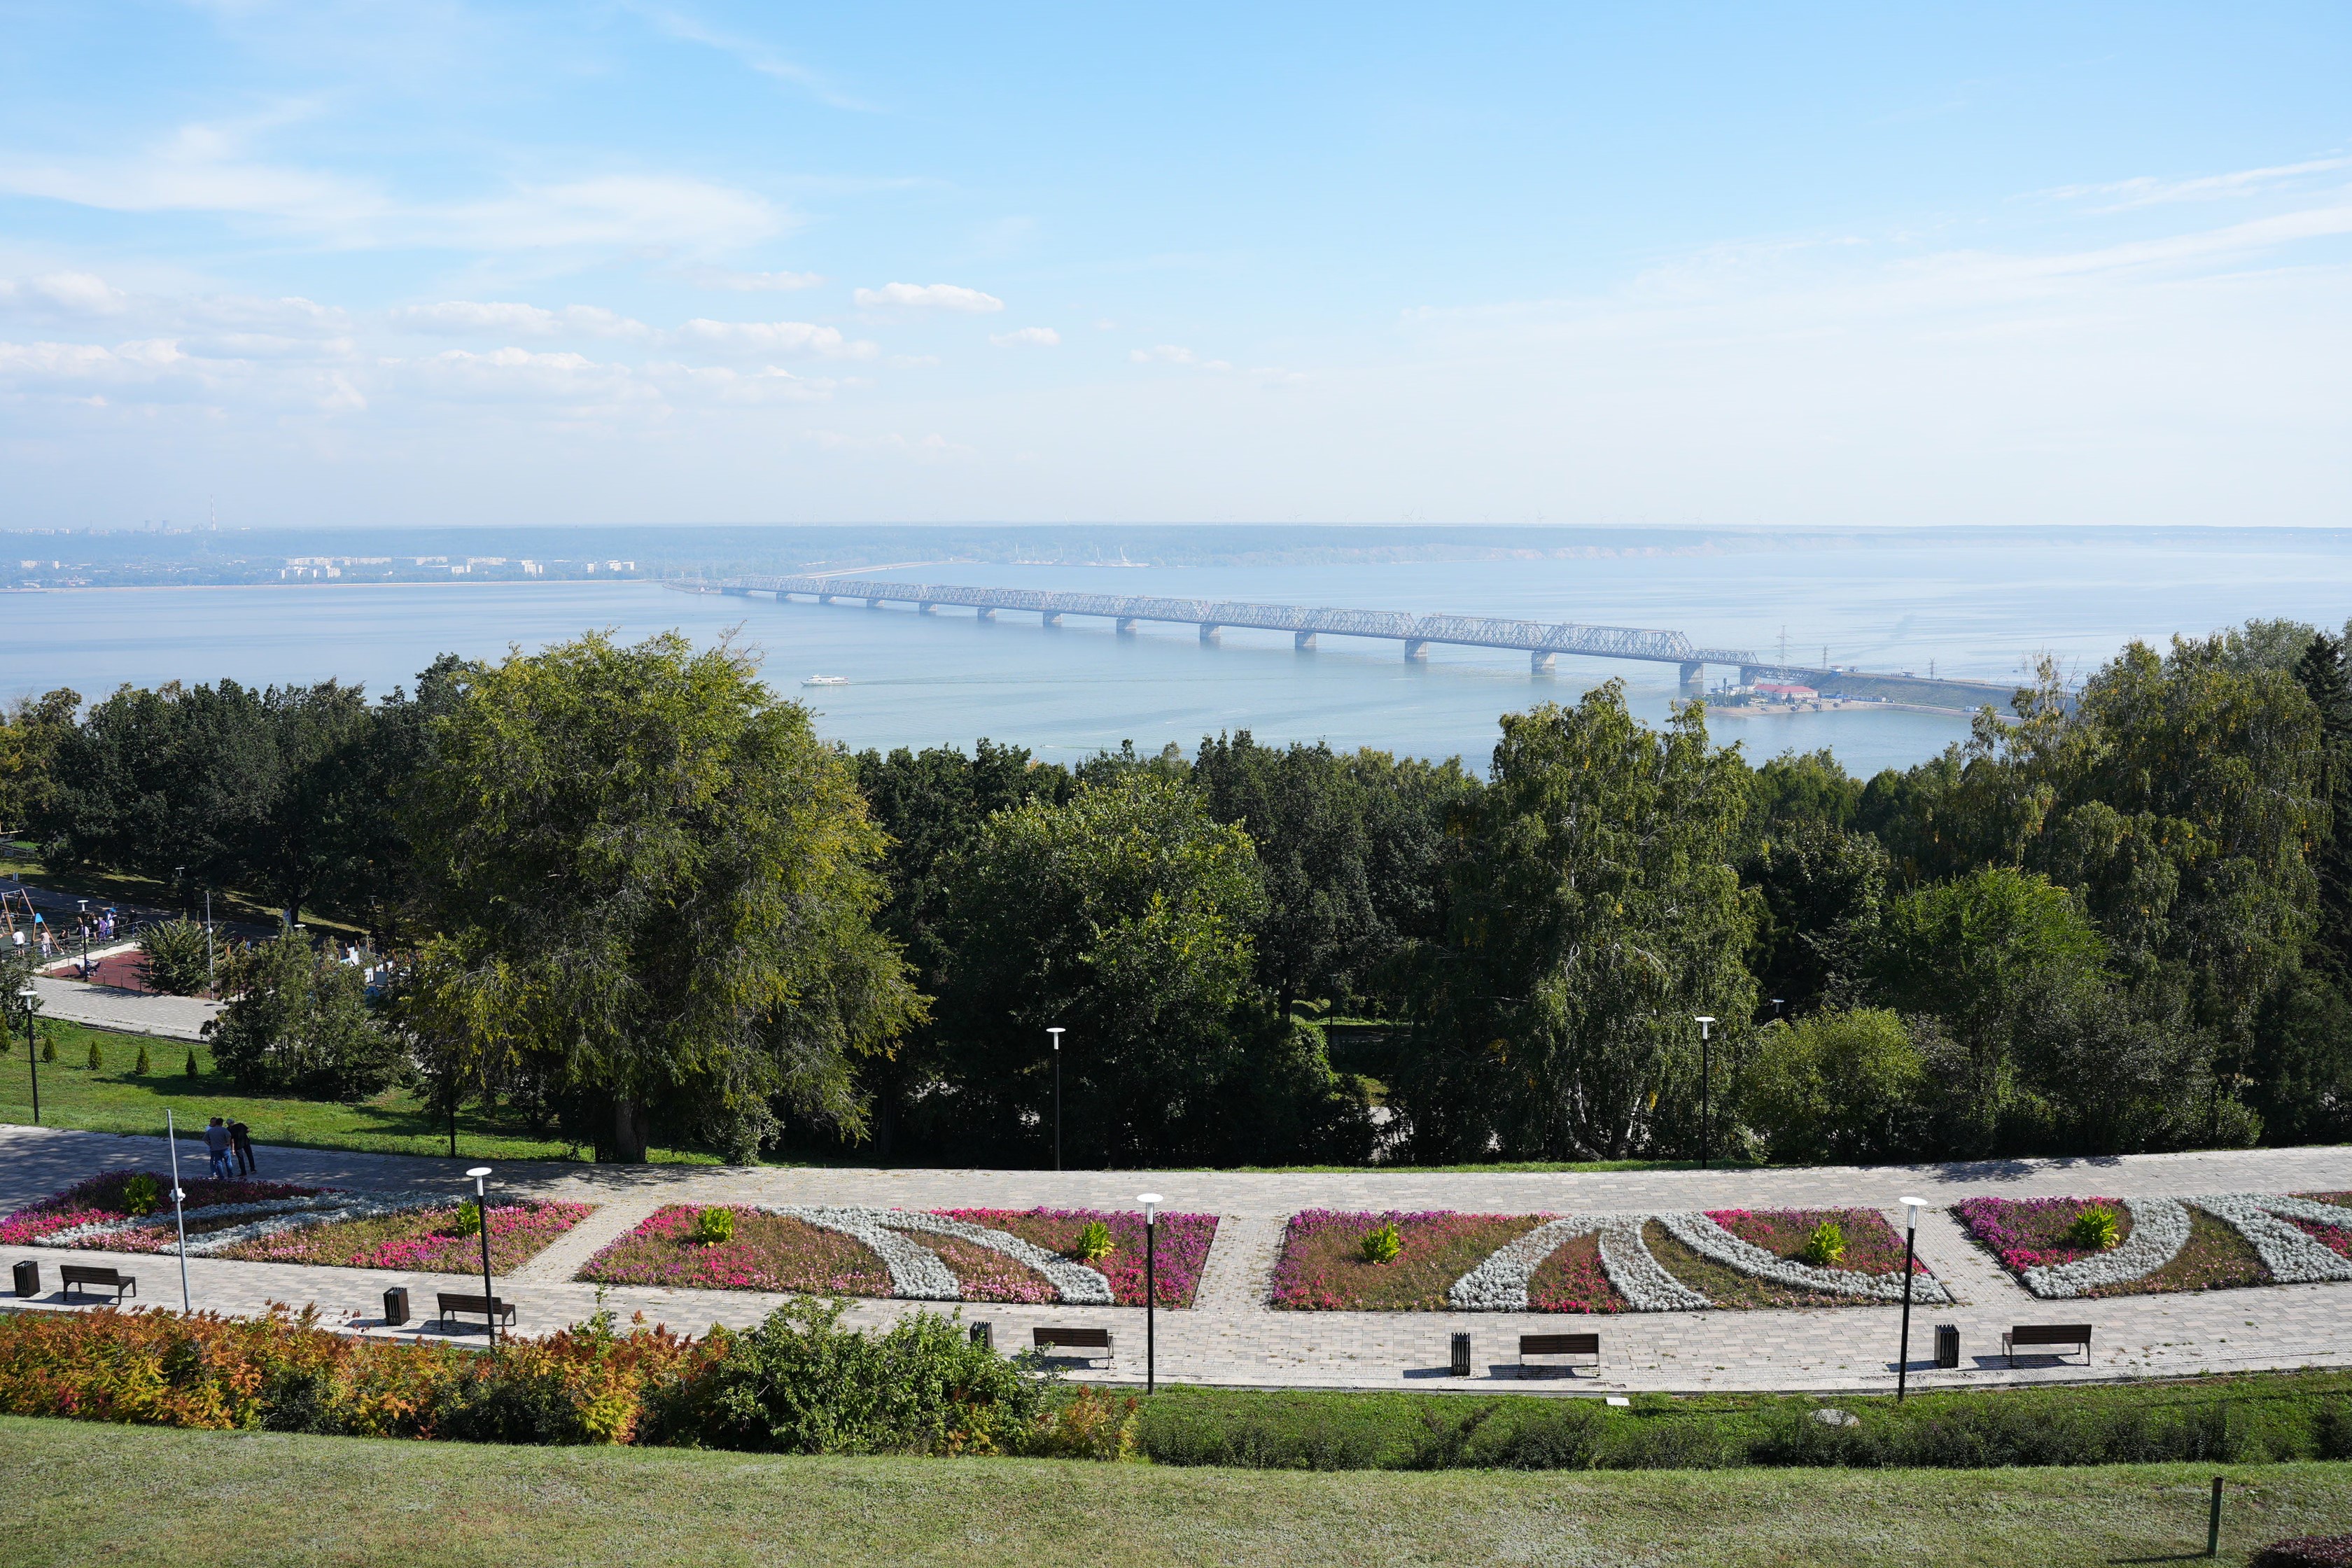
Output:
[
  {"xmin": 229, "ymin": 1118, "xmax": 256, "ymax": 1176},
  {"xmin": 202, "ymin": 1116, "xmax": 234, "ymax": 1180}
]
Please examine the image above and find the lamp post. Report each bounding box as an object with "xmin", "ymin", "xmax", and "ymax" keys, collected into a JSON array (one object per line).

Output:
[
  {"xmin": 467, "ymin": 1166, "xmax": 497, "ymax": 1346},
  {"xmin": 166, "ymin": 1108, "xmax": 192, "ymax": 1312},
  {"xmin": 76, "ymin": 899, "xmax": 88, "ymax": 980},
  {"xmin": 14, "ymin": 984, "xmax": 36, "ymax": 1125},
  {"xmin": 1693, "ymin": 1016, "xmax": 1716, "ymax": 1169},
  {"xmin": 1896, "ymin": 1196, "xmax": 1925, "ymax": 1401},
  {"xmin": 1136, "ymin": 1191, "xmax": 1162, "ymax": 1394},
  {"xmin": 1047, "ymin": 1027, "xmax": 1064, "ymax": 1172},
  {"xmin": 203, "ymin": 886, "xmax": 214, "ymax": 989}
]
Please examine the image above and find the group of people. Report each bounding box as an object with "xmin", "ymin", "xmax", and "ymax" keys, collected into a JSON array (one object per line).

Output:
[{"xmin": 200, "ymin": 1115, "xmax": 258, "ymax": 1179}]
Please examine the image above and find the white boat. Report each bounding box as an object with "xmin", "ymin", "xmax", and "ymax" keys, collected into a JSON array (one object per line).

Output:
[{"xmin": 802, "ymin": 675, "xmax": 850, "ymax": 687}]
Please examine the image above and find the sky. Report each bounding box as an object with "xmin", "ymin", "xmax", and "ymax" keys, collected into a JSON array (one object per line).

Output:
[{"xmin": 1, "ymin": 2, "xmax": 2347, "ymax": 528}]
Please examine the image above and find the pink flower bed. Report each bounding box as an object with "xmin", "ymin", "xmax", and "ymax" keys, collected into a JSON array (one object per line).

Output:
[
  {"xmin": 1706, "ymin": 1208, "xmax": 1931, "ymax": 1277},
  {"xmin": 0, "ymin": 1171, "xmax": 326, "ymax": 1246},
  {"xmin": 2290, "ymin": 1193, "xmax": 2352, "ymax": 1261},
  {"xmin": 1527, "ymin": 1231, "xmax": 1629, "ymax": 1313},
  {"xmin": 1952, "ymin": 1196, "xmax": 2130, "ymax": 1275},
  {"xmin": 1270, "ymin": 1210, "xmax": 1543, "ymax": 1311},
  {"xmin": 217, "ymin": 1200, "xmax": 592, "ymax": 1273},
  {"xmin": 580, "ymin": 1208, "xmax": 895, "ymax": 1294},
  {"xmin": 934, "ymin": 1209, "xmax": 1218, "ymax": 1308}
]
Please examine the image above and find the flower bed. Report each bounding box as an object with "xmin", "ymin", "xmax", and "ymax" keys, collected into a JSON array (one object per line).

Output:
[
  {"xmin": 213, "ymin": 1199, "xmax": 591, "ymax": 1273},
  {"xmin": 1272, "ymin": 1211, "xmax": 1541, "ymax": 1310},
  {"xmin": 1641, "ymin": 1208, "xmax": 1940, "ymax": 1310},
  {"xmin": 934, "ymin": 1210, "xmax": 1217, "ymax": 1308},
  {"xmin": 1525, "ymin": 1231, "xmax": 1631, "ymax": 1314},
  {"xmin": 578, "ymin": 1205, "xmax": 1209, "ymax": 1307},
  {"xmin": 0, "ymin": 1172, "xmax": 325, "ymax": 1247},
  {"xmin": 1954, "ymin": 1194, "xmax": 2352, "ymax": 1298}
]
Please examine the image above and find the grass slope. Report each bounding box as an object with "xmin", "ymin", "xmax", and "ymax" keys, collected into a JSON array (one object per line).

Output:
[
  {"xmin": 0, "ymin": 1415, "xmax": 2342, "ymax": 1567},
  {"xmin": 0, "ymin": 1021, "xmax": 722, "ymax": 1165}
]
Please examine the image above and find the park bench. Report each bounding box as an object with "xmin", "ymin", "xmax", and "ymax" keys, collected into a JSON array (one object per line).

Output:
[
  {"xmin": 437, "ymin": 1292, "xmax": 516, "ymax": 1333},
  {"xmin": 1518, "ymin": 1332, "xmax": 1601, "ymax": 1377},
  {"xmin": 2003, "ymin": 1324, "xmax": 2092, "ymax": 1366},
  {"xmin": 59, "ymin": 1265, "xmax": 136, "ymax": 1303},
  {"xmin": 1032, "ymin": 1326, "xmax": 1114, "ymax": 1365}
]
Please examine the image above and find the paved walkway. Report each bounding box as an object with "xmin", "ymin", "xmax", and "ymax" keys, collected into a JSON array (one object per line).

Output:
[
  {"xmin": 27, "ymin": 974, "xmax": 222, "ymax": 1042},
  {"xmin": 2, "ymin": 1126, "xmax": 2348, "ymax": 1395}
]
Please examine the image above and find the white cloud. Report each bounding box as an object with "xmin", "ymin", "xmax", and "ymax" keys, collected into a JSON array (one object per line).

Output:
[
  {"xmin": 0, "ymin": 272, "xmax": 130, "ymax": 316},
  {"xmin": 667, "ymin": 318, "xmax": 878, "ymax": 359},
  {"xmin": 853, "ymin": 281, "xmax": 1003, "ymax": 312},
  {"xmin": 645, "ymin": 360, "xmax": 834, "ymax": 405},
  {"xmin": 390, "ymin": 301, "xmax": 651, "ymax": 339},
  {"xmin": 2047, "ymin": 157, "xmax": 2352, "ymax": 212},
  {"xmin": 805, "ymin": 429, "xmax": 974, "ymax": 461},
  {"xmin": 1130, "ymin": 344, "xmax": 1230, "ymax": 370},
  {"xmin": 622, "ymin": 4, "xmax": 874, "ymax": 111},
  {"xmin": 679, "ymin": 267, "xmax": 827, "ymax": 291},
  {"xmin": 988, "ymin": 326, "xmax": 1059, "ymax": 347},
  {"xmin": 385, "ymin": 346, "xmax": 651, "ymax": 409}
]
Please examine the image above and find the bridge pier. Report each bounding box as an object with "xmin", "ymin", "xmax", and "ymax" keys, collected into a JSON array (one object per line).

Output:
[
  {"xmin": 917, "ymin": 601, "xmax": 937, "ymax": 615},
  {"xmin": 1294, "ymin": 631, "xmax": 1317, "ymax": 650},
  {"xmin": 1199, "ymin": 624, "xmax": 1220, "ymax": 643},
  {"xmin": 817, "ymin": 594, "xmax": 835, "ymax": 606},
  {"xmin": 1116, "ymin": 617, "xmax": 1138, "ymax": 636},
  {"xmin": 1531, "ymin": 651, "xmax": 1555, "ymax": 673},
  {"xmin": 1681, "ymin": 661, "xmax": 1706, "ymax": 696},
  {"xmin": 1041, "ymin": 612, "xmax": 1062, "ymax": 626},
  {"xmin": 1404, "ymin": 639, "xmax": 1428, "ymax": 662},
  {"xmin": 866, "ymin": 598, "xmax": 883, "ymax": 610},
  {"xmin": 974, "ymin": 607, "xmax": 995, "ymax": 621}
]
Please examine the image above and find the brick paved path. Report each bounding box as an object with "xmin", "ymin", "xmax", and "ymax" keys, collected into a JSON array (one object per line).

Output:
[{"xmin": 4, "ymin": 1125, "xmax": 2348, "ymax": 1396}]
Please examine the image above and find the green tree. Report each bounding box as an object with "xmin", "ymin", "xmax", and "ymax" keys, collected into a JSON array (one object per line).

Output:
[
  {"xmin": 1394, "ymin": 684, "xmax": 1756, "ymax": 1161},
  {"xmin": 399, "ymin": 631, "xmax": 921, "ymax": 1163},
  {"xmin": 928, "ymin": 772, "xmax": 1269, "ymax": 1164},
  {"xmin": 204, "ymin": 932, "xmax": 402, "ymax": 1100},
  {"xmin": 1742, "ymin": 820, "xmax": 1888, "ymax": 1018},
  {"xmin": 0, "ymin": 688, "xmax": 78, "ymax": 836},
  {"xmin": 1738, "ymin": 1008, "xmax": 1924, "ymax": 1165}
]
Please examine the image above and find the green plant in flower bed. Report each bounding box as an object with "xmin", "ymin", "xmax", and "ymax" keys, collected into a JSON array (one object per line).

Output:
[
  {"xmin": 451, "ymin": 1200, "xmax": 481, "ymax": 1237},
  {"xmin": 691, "ymin": 1206, "xmax": 735, "ymax": 1245},
  {"xmin": 1270, "ymin": 1211, "xmax": 1541, "ymax": 1310},
  {"xmin": 2066, "ymin": 1205, "xmax": 2120, "ymax": 1251},
  {"xmin": 580, "ymin": 1208, "xmax": 895, "ymax": 1294},
  {"xmin": 1071, "ymin": 1219, "xmax": 1112, "ymax": 1263},
  {"xmin": 213, "ymin": 1200, "xmax": 589, "ymax": 1273},
  {"xmin": 1801, "ymin": 1219, "xmax": 1845, "ymax": 1267},
  {"xmin": 1526, "ymin": 1231, "xmax": 1630, "ymax": 1313},
  {"xmin": 1358, "ymin": 1222, "xmax": 1401, "ymax": 1264}
]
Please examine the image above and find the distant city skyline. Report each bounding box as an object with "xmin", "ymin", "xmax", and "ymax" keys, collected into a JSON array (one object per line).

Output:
[{"xmin": 1, "ymin": 4, "xmax": 2346, "ymax": 528}]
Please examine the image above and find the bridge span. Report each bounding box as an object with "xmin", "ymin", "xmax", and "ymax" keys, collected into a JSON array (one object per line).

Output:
[{"xmin": 680, "ymin": 573, "xmax": 1756, "ymax": 686}]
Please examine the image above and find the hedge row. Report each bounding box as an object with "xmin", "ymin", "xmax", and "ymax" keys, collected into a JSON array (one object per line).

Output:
[
  {"xmin": 0, "ymin": 1300, "xmax": 1130, "ymax": 1458},
  {"xmin": 1137, "ymin": 1376, "xmax": 2352, "ymax": 1471}
]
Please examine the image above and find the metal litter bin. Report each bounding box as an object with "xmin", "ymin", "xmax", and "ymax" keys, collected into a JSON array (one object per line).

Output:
[
  {"xmin": 12, "ymin": 1259, "xmax": 37, "ymax": 1298},
  {"xmin": 1934, "ymin": 1323, "xmax": 1959, "ymax": 1369},
  {"xmin": 970, "ymin": 1320, "xmax": 994, "ymax": 1352},
  {"xmin": 382, "ymin": 1285, "xmax": 410, "ymax": 1326},
  {"xmin": 1450, "ymin": 1331, "xmax": 1472, "ymax": 1377}
]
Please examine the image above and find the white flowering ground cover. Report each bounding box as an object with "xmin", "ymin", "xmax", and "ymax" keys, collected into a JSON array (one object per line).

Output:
[{"xmin": 1957, "ymin": 1193, "xmax": 2352, "ymax": 1299}]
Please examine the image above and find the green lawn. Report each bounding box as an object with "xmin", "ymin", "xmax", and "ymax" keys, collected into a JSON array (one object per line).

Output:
[
  {"xmin": 0, "ymin": 1018, "xmax": 723, "ymax": 1165},
  {"xmin": 0, "ymin": 1415, "xmax": 2340, "ymax": 1567}
]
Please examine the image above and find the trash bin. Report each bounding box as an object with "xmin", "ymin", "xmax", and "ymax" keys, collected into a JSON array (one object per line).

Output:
[
  {"xmin": 1450, "ymin": 1331, "xmax": 1472, "ymax": 1378},
  {"xmin": 1934, "ymin": 1323, "xmax": 1959, "ymax": 1369},
  {"xmin": 382, "ymin": 1285, "xmax": 410, "ymax": 1326},
  {"xmin": 969, "ymin": 1320, "xmax": 993, "ymax": 1351},
  {"xmin": 12, "ymin": 1259, "xmax": 37, "ymax": 1298}
]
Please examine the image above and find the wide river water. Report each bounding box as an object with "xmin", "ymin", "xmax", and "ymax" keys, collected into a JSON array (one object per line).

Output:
[{"xmin": 8, "ymin": 532, "xmax": 2351, "ymax": 776}]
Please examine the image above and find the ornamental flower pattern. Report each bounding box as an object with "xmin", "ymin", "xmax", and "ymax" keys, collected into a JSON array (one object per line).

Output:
[
  {"xmin": 1652, "ymin": 1211, "xmax": 1953, "ymax": 1306},
  {"xmin": 1960, "ymin": 1194, "xmax": 2352, "ymax": 1298}
]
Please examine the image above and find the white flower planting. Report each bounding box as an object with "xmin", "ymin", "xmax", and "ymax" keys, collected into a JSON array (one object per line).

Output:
[
  {"xmin": 1594, "ymin": 1218, "xmax": 1714, "ymax": 1312},
  {"xmin": 2018, "ymin": 1197, "xmax": 2191, "ymax": 1299},
  {"xmin": 765, "ymin": 1206, "xmax": 1115, "ymax": 1306},
  {"xmin": 1652, "ymin": 1211, "xmax": 1953, "ymax": 1305},
  {"xmin": 36, "ymin": 1193, "xmax": 469, "ymax": 1258},
  {"xmin": 34, "ymin": 1194, "xmax": 349, "ymax": 1250},
  {"xmin": 2190, "ymin": 1194, "xmax": 2352, "ymax": 1286}
]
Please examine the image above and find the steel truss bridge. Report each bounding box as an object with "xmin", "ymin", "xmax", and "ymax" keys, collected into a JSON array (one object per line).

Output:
[{"xmin": 683, "ymin": 573, "xmax": 1756, "ymax": 681}]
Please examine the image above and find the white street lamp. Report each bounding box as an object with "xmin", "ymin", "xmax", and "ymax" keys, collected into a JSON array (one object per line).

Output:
[
  {"xmin": 1897, "ymin": 1196, "xmax": 1926, "ymax": 1400},
  {"xmin": 1136, "ymin": 1191, "xmax": 1163, "ymax": 1394},
  {"xmin": 467, "ymin": 1166, "xmax": 498, "ymax": 1345},
  {"xmin": 1693, "ymin": 1016, "xmax": 1717, "ymax": 1169},
  {"xmin": 1047, "ymin": 1027, "xmax": 1065, "ymax": 1172}
]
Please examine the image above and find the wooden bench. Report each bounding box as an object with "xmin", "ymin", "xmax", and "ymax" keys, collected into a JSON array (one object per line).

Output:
[
  {"xmin": 2003, "ymin": 1324, "xmax": 2092, "ymax": 1366},
  {"xmin": 437, "ymin": 1292, "xmax": 516, "ymax": 1333},
  {"xmin": 1032, "ymin": 1326, "xmax": 1114, "ymax": 1364},
  {"xmin": 59, "ymin": 1265, "xmax": 136, "ymax": 1304},
  {"xmin": 1518, "ymin": 1332, "xmax": 1601, "ymax": 1377}
]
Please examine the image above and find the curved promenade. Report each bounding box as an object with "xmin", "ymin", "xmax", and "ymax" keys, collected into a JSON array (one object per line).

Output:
[{"xmin": 2, "ymin": 1126, "xmax": 2346, "ymax": 1396}]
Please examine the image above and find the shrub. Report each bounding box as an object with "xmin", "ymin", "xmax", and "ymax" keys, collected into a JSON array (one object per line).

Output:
[
  {"xmin": 449, "ymin": 1200, "xmax": 481, "ymax": 1238},
  {"xmin": 134, "ymin": 1044, "xmax": 150, "ymax": 1074},
  {"xmin": 1359, "ymin": 1222, "xmax": 1402, "ymax": 1264},
  {"xmin": 204, "ymin": 933, "xmax": 402, "ymax": 1102},
  {"xmin": 185, "ymin": 1049, "xmax": 198, "ymax": 1078},
  {"xmin": 2256, "ymin": 1535, "xmax": 2352, "ymax": 1568},
  {"xmin": 2066, "ymin": 1205, "xmax": 2121, "ymax": 1251},
  {"xmin": 655, "ymin": 1296, "xmax": 1051, "ymax": 1455},
  {"xmin": 41, "ymin": 1039, "xmax": 55, "ymax": 1063},
  {"xmin": 1072, "ymin": 1219, "xmax": 1112, "ymax": 1262},
  {"xmin": 1801, "ymin": 1219, "xmax": 1846, "ymax": 1267},
  {"xmin": 1022, "ymin": 1386, "xmax": 1138, "ymax": 1460},
  {"xmin": 120, "ymin": 1175, "xmax": 160, "ymax": 1217},
  {"xmin": 136, "ymin": 919, "xmax": 213, "ymax": 996},
  {"xmin": 85, "ymin": 1039, "xmax": 102, "ymax": 1070},
  {"xmin": 691, "ymin": 1206, "xmax": 736, "ymax": 1246}
]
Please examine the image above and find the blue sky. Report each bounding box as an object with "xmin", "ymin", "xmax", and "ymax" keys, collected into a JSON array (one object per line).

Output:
[{"xmin": 1, "ymin": 2, "xmax": 2347, "ymax": 527}]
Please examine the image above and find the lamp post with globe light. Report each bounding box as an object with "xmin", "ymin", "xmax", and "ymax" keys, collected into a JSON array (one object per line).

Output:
[
  {"xmin": 1897, "ymin": 1196, "xmax": 1926, "ymax": 1400},
  {"xmin": 15, "ymin": 984, "xmax": 38, "ymax": 1125},
  {"xmin": 1693, "ymin": 1016, "xmax": 1716, "ymax": 1168},
  {"xmin": 1047, "ymin": 1027, "xmax": 1064, "ymax": 1172},
  {"xmin": 468, "ymin": 1166, "xmax": 498, "ymax": 1345},
  {"xmin": 1137, "ymin": 1192, "xmax": 1163, "ymax": 1394}
]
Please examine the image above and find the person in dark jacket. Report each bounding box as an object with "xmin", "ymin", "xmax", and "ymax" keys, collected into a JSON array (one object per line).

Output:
[
  {"xmin": 229, "ymin": 1119, "xmax": 256, "ymax": 1176},
  {"xmin": 202, "ymin": 1116, "xmax": 234, "ymax": 1180}
]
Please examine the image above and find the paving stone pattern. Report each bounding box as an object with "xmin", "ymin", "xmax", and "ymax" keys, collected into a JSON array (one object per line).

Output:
[{"xmin": 2, "ymin": 1126, "xmax": 2347, "ymax": 1396}]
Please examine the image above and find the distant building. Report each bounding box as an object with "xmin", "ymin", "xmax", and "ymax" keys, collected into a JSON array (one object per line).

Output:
[{"xmin": 1756, "ymin": 682, "xmax": 1817, "ymax": 700}]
